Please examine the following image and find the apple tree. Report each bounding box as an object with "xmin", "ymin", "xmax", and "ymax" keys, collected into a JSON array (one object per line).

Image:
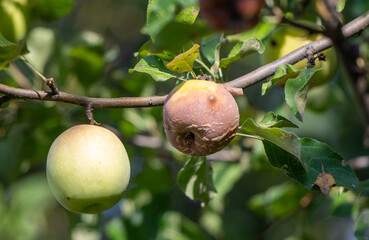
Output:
[{"xmin": 1, "ymin": 0, "xmax": 369, "ymax": 239}]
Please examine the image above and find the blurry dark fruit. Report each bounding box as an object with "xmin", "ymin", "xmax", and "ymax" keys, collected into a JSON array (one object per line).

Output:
[
  {"xmin": 199, "ymin": 0, "xmax": 264, "ymax": 31},
  {"xmin": 163, "ymin": 80, "xmax": 239, "ymax": 156}
]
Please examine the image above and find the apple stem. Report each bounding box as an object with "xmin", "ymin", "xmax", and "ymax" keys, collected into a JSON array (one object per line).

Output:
[{"xmin": 86, "ymin": 104, "xmax": 100, "ymax": 125}]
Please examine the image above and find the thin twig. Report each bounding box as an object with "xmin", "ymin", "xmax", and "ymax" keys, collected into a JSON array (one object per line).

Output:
[{"xmin": 0, "ymin": 83, "xmax": 168, "ymax": 109}]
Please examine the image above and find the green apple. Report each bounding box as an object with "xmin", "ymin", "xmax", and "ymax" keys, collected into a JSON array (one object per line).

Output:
[
  {"xmin": 262, "ymin": 24, "xmax": 337, "ymax": 87},
  {"xmin": 0, "ymin": 0, "xmax": 27, "ymax": 42},
  {"xmin": 46, "ymin": 124, "xmax": 131, "ymax": 214}
]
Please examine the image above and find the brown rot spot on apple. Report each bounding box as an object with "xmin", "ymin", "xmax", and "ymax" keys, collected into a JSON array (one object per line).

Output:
[{"xmin": 163, "ymin": 80, "xmax": 239, "ymax": 156}]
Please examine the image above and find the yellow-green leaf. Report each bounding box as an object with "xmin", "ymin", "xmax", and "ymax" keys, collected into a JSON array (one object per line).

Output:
[{"xmin": 166, "ymin": 44, "xmax": 199, "ymax": 74}]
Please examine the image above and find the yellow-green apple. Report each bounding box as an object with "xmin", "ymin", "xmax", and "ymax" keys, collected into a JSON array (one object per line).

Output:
[
  {"xmin": 163, "ymin": 80, "xmax": 239, "ymax": 156},
  {"xmin": 46, "ymin": 124, "xmax": 130, "ymax": 214},
  {"xmin": 262, "ymin": 24, "xmax": 337, "ymax": 87}
]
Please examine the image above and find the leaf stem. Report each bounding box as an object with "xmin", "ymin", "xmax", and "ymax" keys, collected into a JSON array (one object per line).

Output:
[
  {"xmin": 236, "ymin": 132, "xmax": 264, "ymax": 141},
  {"xmin": 195, "ymin": 59, "xmax": 216, "ymax": 80},
  {"xmin": 22, "ymin": 57, "xmax": 59, "ymax": 95}
]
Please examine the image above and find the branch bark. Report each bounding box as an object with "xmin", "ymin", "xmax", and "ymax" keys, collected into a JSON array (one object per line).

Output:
[
  {"xmin": 224, "ymin": 10, "xmax": 369, "ymax": 88},
  {"xmin": 0, "ymin": 83, "xmax": 167, "ymax": 108},
  {"xmin": 1, "ymin": 10, "xmax": 369, "ymax": 109}
]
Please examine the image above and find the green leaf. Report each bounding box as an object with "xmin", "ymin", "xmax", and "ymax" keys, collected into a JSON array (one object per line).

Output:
[
  {"xmin": 129, "ymin": 55, "xmax": 176, "ymax": 82},
  {"xmin": 0, "ymin": 33, "xmax": 28, "ymax": 70},
  {"xmin": 261, "ymin": 64, "xmax": 298, "ymax": 95},
  {"xmin": 300, "ymin": 138, "xmax": 359, "ymax": 193},
  {"xmin": 259, "ymin": 112, "xmax": 298, "ymax": 128},
  {"xmin": 177, "ymin": 156, "xmax": 217, "ymax": 205},
  {"xmin": 226, "ymin": 21, "xmax": 277, "ymax": 42},
  {"xmin": 285, "ymin": 68, "xmax": 321, "ymax": 121},
  {"xmin": 134, "ymin": 40, "xmax": 175, "ymax": 61},
  {"xmin": 31, "ymin": 0, "xmax": 74, "ymax": 22},
  {"xmin": 262, "ymin": 137, "xmax": 359, "ymax": 194},
  {"xmin": 0, "ymin": 99, "xmax": 10, "ymax": 109},
  {"xmin": 249, "ymin": 182, "xmax": 308, "ymax": 219},
  {"xmin": 145, "ymin": 0, "xmax": 204, "ymax": 52},
  {"xmin": 219, "ymin": 39, "xmax": 264, "ymax": 68},
  {"xmin": 146, "ymin": 0, "xmax": 175, "ymax": 38},
  {"xmin": 354, "ymin": 209, "xmax": 369, "ymax": 239},
  {"xmin": 263, "ymin": 141, "xmax": 306, "ymax": 183},
  {"xmin": 166, "ymin": 44, "xmax": 199, "ymax": 74},
  {"xmin": 69, "ymin": 46, "xmax": 104, "ymax": 87},
  {"xmin": 200, "ymin": 33, "xmax": 223, "ymax": 65},
  {"xmin": 240, "ymin": 118, "xmax": 301, "ymax": 159},
  {"xmin": 213, "ymin": 161, "xmax": 245, "ymax": 200},
  {"xmin": 175, "ymin": 5, "xmax": 199, "ymax": 24},
  {"xmin": 157, "ymin": 212, "xmax": 211, "ymax": 240},
  {"xmin": 336, "ymin": 0, "xmax": 346, "ymax": 12}
]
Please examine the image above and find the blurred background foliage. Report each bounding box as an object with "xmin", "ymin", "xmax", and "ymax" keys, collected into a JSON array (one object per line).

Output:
[{"xmin": 0, "ymin": 0, "xmax": 369, "ymax": 239}]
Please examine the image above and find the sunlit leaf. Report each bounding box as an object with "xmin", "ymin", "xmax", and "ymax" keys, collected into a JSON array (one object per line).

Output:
[
  {"xmin": 259, "ymin": 112, "xmax": 298, "ymax": 128},
  {"xmin": 129, "ymin": 55, "xmax": 176, "ymax": 82},
  {"xmin": 0, "ymin": 33, "xmax": 28, "ymax": 70},
  {"xmin": 226, "ymin": 21, "xmax": 277, "ymax": 42},
  {"xmin": 262, "ymin": 64, "xmax": 298, "ymax": 95},
  {"xmin": 134, "ymin": 40, "xmax": 175, "ymax": 61},
  {"xmin": 336, "ymin": 0, "xmax": 346, "ymax": 12},
  {"xmin": 240, "ymin": 118, "xmax": 301, "ymax": 159},
  {"xmin": 285, "ymin": 68, "xmax": 321, "ymax": 121},
  {"xmin": 175, "ymin": 5, "xmax": 199, "ymax": 24},
  {"xmin": 177, "ymin": 156, "xmax": 217, "ymax": 205},
  {"xmin": 166, "ymin": 44, "xmax": 199, "ymax": 74},
  {"xmin": 219, "ymin": 39, "xmax": 264, "ymax": 68}
]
